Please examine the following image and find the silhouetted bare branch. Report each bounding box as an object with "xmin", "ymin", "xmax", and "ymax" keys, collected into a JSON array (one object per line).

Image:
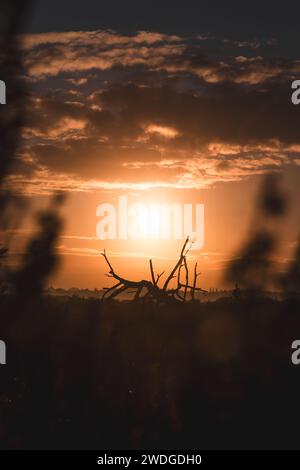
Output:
[
  {"xmin": 163, "ymin": 237, "xmax": 190, "ymax": 291},
  {"xmin": 101, "ymin": 238, "xmax": 207, "ymax": 302}
]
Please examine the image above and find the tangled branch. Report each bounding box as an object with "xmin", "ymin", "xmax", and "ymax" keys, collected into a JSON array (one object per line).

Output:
[{"xmin": 101, "ymin": 237, "xmax": 207, "ymax": 302}]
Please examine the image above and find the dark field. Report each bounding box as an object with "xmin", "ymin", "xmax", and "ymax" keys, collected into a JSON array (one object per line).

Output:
[{"xmin": 0, "ymin": 295, "xmax": 300, "ymax": 450}]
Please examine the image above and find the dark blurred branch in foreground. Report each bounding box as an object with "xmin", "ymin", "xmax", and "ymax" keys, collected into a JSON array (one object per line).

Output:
[
  {"xmin": 0, "ymin": 1, "xmax": 32, "ymax": 292},
  {"xmin": 0, "ymin": 2, "xmax": 66, "ymax": 297},
  {"xmin": 10, "ymin": 194, "xmax": 65, "ymax": 297},
  {"xmin": 226, "ymin": 173, "xmax": 288, "ymax": 293}
]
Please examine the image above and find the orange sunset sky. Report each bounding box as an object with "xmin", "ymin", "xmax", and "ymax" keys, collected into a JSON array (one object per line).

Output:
[{"xmin": 3, "ymin": 10, "xmax": 300, "ymax": 290}]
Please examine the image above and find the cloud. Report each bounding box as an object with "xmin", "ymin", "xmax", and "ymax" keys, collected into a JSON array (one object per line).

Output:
[
  {"xmin": 144, "ymin": 124, "xmax": 180, "ymax": 139},
  {"xmin": 21, "ymin": 30, "xmax": 300, "ymax": 86},
  {"xmin": 22, "ymin": 30, "xmax": 184, "ymax": 79},
  {"xmin": 7, "ymin": 29, "xmax": 300, "ymax": 195},
  {"xmin": 21, "ymin": 30, "xmax": 181, "ymax": 50}
]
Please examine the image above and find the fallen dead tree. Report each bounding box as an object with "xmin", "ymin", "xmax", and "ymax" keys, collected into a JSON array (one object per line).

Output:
[{"xmin": 101, "ymin": 237, "xmax": 207, "ymax": 302}]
